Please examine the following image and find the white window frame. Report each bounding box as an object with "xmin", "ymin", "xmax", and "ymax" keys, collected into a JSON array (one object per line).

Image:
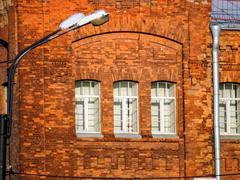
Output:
[
  {"xmin": 75, "ymin": 80, "xmax": 102, "ymax": 138},
  {"xmin": 151, "ymin": 82, "xmax": 176, "ymax": 136},
  {"xmin": 220, "ymin": 83, "xmax": 240, "ymax": 136},
  {"xmin": 114, "ymin": 81, "xmax": 140, "ymax": 137}
]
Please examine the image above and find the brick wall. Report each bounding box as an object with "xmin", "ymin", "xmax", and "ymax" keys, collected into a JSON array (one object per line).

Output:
[
  {"xmin": 0, "ymin": 48, "xmax": 7, "ymax": 114},
  {"xmin": 0, "ymin": 24, "xmax": 8, "ymax": 114},
  {"xmin": 1, "ymin": 0, "xmax": 239, "ymax": 179},
  {"xmin": 218, "ymin": 31, "xmax": 240, "ymax": 180}
]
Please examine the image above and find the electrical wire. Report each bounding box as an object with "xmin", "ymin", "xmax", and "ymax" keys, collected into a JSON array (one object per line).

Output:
[{"xmin": 10, "ymin": 171, "xmax": 240, "ymax": 179}]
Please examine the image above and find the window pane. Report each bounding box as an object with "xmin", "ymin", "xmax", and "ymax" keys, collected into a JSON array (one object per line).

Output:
[
  {"xmin": 237, "ymin": 85, "xmax": 240, "ymax": 98},
  {"xmin": 151, "ymin": 82, "xmax": 157, "ymax": 97},
  {"xmin": 158, "ymin": 83, "xmax": 165, "ymax": 97},
  {"xmin": 88, "ymin": 97, "xmax": 99, "ymax": 131},
  {"xmin": 129, "ymin": 82, "xmax": 137, "ymax": 96},
  {"xmin": 75, "ymin": 82, "xmax": 81, "ymax": 97},
  {"xmin": 229, "ymin": 100, "xmax": 240, "ymax": 134},
  {"xmin": 224, "ymin": 83, "xmax": 231, "ymax": 98},
  {"xmin": 121, "ymin": 81, "xmax": 128, "ymax": 96},
  {"xmin": 168, "ymin": 83, "xmax": 175, "ymax": 97},
  {"xmin": 151, "ymin": 100, "xmax": 161, "ymax": 132},
  {"xmin": 220, "ymin": 101, "xmax": 227, "ymax": 133},
  {"xmin": 82, "ymin": 81, "xmax": 90, "ymax": 95},
  {"xmin": 91, "ymin": 81, "xmax": 99, "ymax": 95},
  {"xmin": 114, "ymin": 99, "xmax": 122, "ymax": 131},
  {"xmin": 76, "ymin": 99, "xmax": 84, "ymax": 131},
  {"xmin": 114, "ymin": 82, "xmax": 120, "ymax": 96},
  {"xmin": 231, "ymin": 84, "xmax": 236, "ymax": 98},
  {"xmin": 237, "ymin": 100, "xmax": 240, "ymax": 134},
  {"xmin": 129, "ymin": 98, "xmax": 138, "ymax": 132},
  {"xmin": 219, "ymin": 84, "xmax": 223, "ymax": 98},
  {"xmin": 164, "ymin": 99, "xmax": 175, "ymax": 133}
]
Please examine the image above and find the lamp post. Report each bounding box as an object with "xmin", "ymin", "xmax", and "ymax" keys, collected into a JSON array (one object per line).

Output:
[{"xmin": 0, "ymin": 10, "xmax": 109, "ymax": 180}]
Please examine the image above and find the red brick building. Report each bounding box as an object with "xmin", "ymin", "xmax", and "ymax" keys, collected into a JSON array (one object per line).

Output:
[{"xmin": 0, "ymin": 0, "xmax": 240, "ymax": 179}]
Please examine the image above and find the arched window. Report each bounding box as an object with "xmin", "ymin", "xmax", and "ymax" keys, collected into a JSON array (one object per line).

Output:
[
  {"xmin": 220, "ymin": 83, "xmax": 240, "ymax": 135},
  {"xmin": 75, "ymin": 80, "xmax": 101, "ymax": 136},
  {"xmin": 114, "ymin": 81, "xmax": 138, "ymax": 134},
  {"xmin": 151, "ymin": 82, "xmax": 176, "ymax": 134}
]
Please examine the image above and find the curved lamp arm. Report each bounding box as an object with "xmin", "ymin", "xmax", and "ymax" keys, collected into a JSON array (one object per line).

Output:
[
  {"xmin": 6, "ymin": 10, "xmax": 109, "ymax": 135},
  {"xmin": 7, "ymin": 29, "xmax": 61, "ymax": 130}
]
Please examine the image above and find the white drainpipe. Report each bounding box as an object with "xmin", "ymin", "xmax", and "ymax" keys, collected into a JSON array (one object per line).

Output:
[{"xmin": 210, "ymin": 24, "xmax": 221, "ymax": 180}]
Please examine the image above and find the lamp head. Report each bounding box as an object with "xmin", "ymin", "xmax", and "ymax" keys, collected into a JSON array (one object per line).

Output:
[
  {"xmin": 59, "ymin": 13, "xmax": 85, "ymax": 30},
  {"xmin": 91, "ymin": 14, "xmax": 109, "ymax": 26},
  {"xmin": 90, "ymin": 10, "xmax": 109, "ymax": 26},
  {"xmin": 77, "ymin": 10, "xmax": 109, "ymax": 27},
  {"xmin": 59, "ymin": 10, "xmax": 109, "ymax": 30}
]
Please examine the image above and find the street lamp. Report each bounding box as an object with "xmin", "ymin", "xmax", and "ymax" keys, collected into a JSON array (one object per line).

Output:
[{"xmin": 0, "ymin": 10, "xmax": 109, "ymax": 180}]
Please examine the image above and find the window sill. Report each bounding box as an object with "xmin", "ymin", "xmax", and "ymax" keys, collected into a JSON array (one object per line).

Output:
[
  {"xmin": 114, "ymin": 133, "xmax": 142, "ymax": 138},
  {"xmin": 152, "ymin": 133, "xmax": 178, "ymax": 139},
  {"xmin": 220, "ymin": 134, "xmax": 240, "ymax": 140},
  {"xmin": 76, "ymin": 132, "xmax": 103, "ymax": 138}
]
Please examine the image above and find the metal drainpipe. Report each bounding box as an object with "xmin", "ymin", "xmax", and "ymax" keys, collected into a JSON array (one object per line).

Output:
[{"xmin": 210, "ymin": 24, "xmax": 221, "ymax": 180}]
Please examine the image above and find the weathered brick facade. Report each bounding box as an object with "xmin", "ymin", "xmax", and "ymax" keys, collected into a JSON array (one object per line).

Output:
[{"xmin": 0, "ymin": 0, "xmax": 240, "ymax": 179}]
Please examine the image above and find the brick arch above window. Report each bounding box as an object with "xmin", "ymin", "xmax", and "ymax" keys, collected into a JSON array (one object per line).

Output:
[
  {"xmin": 220, "ymin": 81, "xmax": 240, "ymax": 85},
  {"xmin": 220, "ymin": 71, "xmax": 240, "ymax": 84},
  {"xmin": 71, "ymin": 14, "xmax": 185, "ymax": 44},
  {"xmin": 72, "ymin": 32, "xmax": 183, "ymax": 89},
  {"xmin": 72, "ymin": 32, "xmax": 182, "ymax": 52},
  {"xmin": 72, "ymin": 32, "xmax": 182, "ymax": 78}
]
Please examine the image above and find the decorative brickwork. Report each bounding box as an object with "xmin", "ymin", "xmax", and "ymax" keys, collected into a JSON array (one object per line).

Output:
[
  {"xmin": 0, "ymin": 0, "xmax": 240, "ymax": 179},
  {"xmin": 0, "ymin": 0, "xmax": 12, "ymax": 27}
]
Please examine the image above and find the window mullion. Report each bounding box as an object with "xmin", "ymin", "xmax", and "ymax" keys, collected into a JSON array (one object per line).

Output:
[
  {"xmin": 119, "ymin": 81, "xmax": 121, "ymax": 96},
  {"xmin": 128, "ymin": 99, "xmax": 132, "ymax": 132},
  {"xmin": 158, "ymin": 100, "xmax": 161, "ymax": 132},
  {"xmin": 84, "ymin": 97, "xmax": 89, "ymax": 131},
  {"xmin": 226, "ymin": 100, "xmax": 231, "ymax": 134},
  {"xmin": 80, "ymin": 81, "xmax": 83, "ymax": 95},
  {"xmin": 122, "ymin": 97, "xmax": 127, "ymax": 132},
  {"xmin": 160, "ymin": 99, "xmax": 165, "ymax": 133},
  {"xmin": 166, "ymin": 83, "xmax": 169, "ymax": 97},
  {"xmin": 90, "ymin": 81, "xmax": 92, "ymax": 95}
]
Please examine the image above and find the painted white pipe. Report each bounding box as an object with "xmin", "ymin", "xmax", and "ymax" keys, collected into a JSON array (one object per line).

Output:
[{"xmin": 210, "ymin": 24, "xmax": 221, "ymax": 180}]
